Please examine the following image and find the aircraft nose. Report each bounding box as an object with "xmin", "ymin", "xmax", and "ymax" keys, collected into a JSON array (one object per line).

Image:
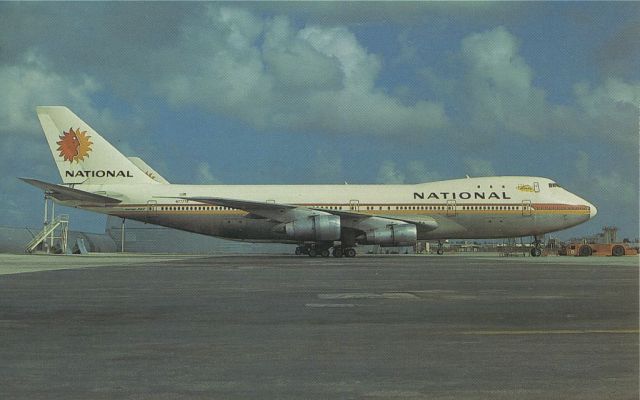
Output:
[{"xmin": 588, "ymin": 202, "xmax": 597, "ymax": 219}]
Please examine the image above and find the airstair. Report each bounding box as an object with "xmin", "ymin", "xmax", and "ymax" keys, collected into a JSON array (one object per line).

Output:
[{"xmin": 25, "ymin": 214, "xmax": 69, "ymax": 254}]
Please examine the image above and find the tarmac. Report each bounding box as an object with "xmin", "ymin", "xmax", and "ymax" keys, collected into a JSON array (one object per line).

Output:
[{"xmin": 0, "ymin": 253, "xmax": 638, "ymax": 399}]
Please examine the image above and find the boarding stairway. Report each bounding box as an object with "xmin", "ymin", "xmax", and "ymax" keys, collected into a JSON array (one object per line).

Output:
[{"xmin": 25, "ymin": 214, "xmax": 69, "ymax": 254}]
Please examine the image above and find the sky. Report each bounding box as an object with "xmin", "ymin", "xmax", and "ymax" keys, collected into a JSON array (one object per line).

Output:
[{"xmin": 0, "ymin": 2, "xmax": 638, "ymax": 240}]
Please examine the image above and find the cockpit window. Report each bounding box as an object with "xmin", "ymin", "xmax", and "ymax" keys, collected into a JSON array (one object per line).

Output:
[{"xmin": 549, "ymin": 183, "xmax": 561, "ymax": 188}]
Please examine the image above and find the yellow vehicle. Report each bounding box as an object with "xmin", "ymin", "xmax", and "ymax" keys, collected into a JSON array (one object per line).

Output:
[{"xmin": 563, "ymin": 242, "xmax": 638, "ymax": 257}]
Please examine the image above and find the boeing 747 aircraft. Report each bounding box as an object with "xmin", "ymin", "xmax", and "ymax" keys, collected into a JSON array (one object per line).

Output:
[{"xmin": 22, "ymin": 107, "xmax": 597, "ymax": 257}]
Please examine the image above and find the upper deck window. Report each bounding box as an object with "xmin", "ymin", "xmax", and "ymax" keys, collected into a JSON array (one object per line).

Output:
[{"xmin": 548, "ymin": 183, "xmax": 561, "ymax": 188}]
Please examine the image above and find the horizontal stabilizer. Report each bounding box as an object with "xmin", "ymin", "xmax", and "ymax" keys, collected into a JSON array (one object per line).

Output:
[{"xmin": 20, "ymin": 178, "xmax": 122, "ymax": 204}]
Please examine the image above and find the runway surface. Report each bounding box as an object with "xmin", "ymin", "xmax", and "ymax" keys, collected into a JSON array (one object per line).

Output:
[{"xmin": 0, "ymin": 253, "xmax": 638, "ymax": 399}]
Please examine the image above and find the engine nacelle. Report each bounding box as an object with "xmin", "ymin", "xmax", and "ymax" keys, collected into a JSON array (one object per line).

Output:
[
  {"xmin": 362, "ymin": 224, "xmax": 417, "ymax": 246},
  {"xmin": 283, "ymin": 214, "xmax": 341, "ymax": 241}
]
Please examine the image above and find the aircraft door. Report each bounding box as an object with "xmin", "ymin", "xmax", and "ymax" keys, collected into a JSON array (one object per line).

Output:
[
  {"xmin": 146, "ymin": 200, "xmax": 158, "ymax": 220},
  {"xmin": 349, "ymin": 200, "xmax": 360, "ymax": 211},
  {"xmin": 522, "ymin": 200, "xmax": 533, "ymax": 216},
  {"xmin": 533, "ymin": 182, "xmax": 540, "ymax": 193},
  {"xmin": 446, "ymin": 200, "xmax": 457, "ymax": 216}
]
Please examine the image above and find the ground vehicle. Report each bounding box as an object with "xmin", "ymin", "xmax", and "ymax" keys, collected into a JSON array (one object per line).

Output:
[{"xmin": 562, "ymin": 242, "xmax": 639, "ymax": 257}]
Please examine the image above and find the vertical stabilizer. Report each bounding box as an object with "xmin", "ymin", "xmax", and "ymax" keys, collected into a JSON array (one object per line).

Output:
[{"xmin": 36, "ymin": 106, "xmax": 158, "ymax": 185}]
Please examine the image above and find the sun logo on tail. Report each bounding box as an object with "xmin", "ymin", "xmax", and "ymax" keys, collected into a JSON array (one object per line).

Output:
[{"xmin": 57, "ymin": 128, "xmax": 93, "ymax": 163}]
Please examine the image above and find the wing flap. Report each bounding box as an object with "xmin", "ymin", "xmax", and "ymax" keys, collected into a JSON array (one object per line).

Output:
[{"xmin": 315, "ymin": 208, "xmax": 439, "ymax": 232}]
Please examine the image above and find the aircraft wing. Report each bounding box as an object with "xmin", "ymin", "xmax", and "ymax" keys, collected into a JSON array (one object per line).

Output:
[
  {"xmin": 175, "ymin": 196, "xmax": 332, "ymax": 223},
  {"xmin": 319, "ymin": 208, "xmax": 439, "ymax": 233},
  {"xmin": 179, "ymin": 196, "xmax": 438, "ymax": 233},
  {"xmin": 20, "ymin": 178, "xmax": 122, "ymax": 205}
]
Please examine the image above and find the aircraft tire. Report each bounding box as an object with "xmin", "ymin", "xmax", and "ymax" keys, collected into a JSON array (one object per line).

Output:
[
  {"xmin": 436, "ymin": 249, "xmax": 444, "ymax": 255},
  {"xmin": 578, "ymin": 245, "xmax": 592, "ymax": 257},
  {"xmin": 308, "ymin": 248, "xmax": 317, "ymax": 257},
  {"xmin": 530, "ymin": 248, "xmax": 542, "ymax": 257},
  {"xmin": 344, "ymin": 248, "xmax": 356, "ymax": 258},
  {"xmin": 612, "ymin": 245, "xmax": 625, "ymax": 257},
  {"xmin": 320, "ymin": 249, "xmax": 330, "ymax": 258},
  {"xmin": 332, "ymin": 247, "xmax": 343, "ymax": 258}
]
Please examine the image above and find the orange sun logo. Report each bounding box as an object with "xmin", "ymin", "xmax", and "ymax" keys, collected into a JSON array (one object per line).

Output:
[{"xmin": 56, "ymin": 128, "xmax": 93, "ymax": 163}]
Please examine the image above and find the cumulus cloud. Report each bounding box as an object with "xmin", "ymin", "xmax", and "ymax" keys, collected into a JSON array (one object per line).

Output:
[
  {"xmin": 0, "ymin": 51, "xmax": 148, "ymax": 227},
  {"xmin": 463, "ymin": 158, "xmax": 496, "ymax": 177},
  {"xmin": 405, "ymin": 160, "xmax": 442, "ymax": 183},
  {"xmin": 195, "ymin": 161, "xmax": 221, "ymax": 184},
  {"xmin": 459, "ymin": 26, "xmax": 551, "ymax": 138},
  {"xmin": 0, "ymin": 3, "xmax": 636, "ymax": 237},
  {"xmin": 573, "ymin": 77, "xmax": 640, "ymax": 146},
  {"xmin": 376, "ymin": 160, "xmax": 406, "ymax": 184},
  {"xmin": 153, "ymin": 6, "xmax": 448, "ymax": 137},
  {"xmin": 376, "ymin": 160, "xmax": 442, "ymax": 184},
  {"xmin": 573, "ymin": 151, "xmax": 638, "ymax": 237},
  {"xmin": 0, "ymin": 52, "xmax": 101, "ymax": 136},
  {"xmin": 447, "ymin": 24, "xmax": 639, "ymax": 173}
]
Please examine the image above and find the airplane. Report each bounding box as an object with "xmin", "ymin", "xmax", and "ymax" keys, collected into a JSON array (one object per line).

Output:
[{"xmin": 22, "ymin": 106, "xmax": 597, "ymax": 257}]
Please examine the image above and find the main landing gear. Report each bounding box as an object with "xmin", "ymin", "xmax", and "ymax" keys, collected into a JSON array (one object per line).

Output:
[
  {"xmin": 295, "ymin": 244, "xmax": 357, "ymax": 258},
  {"xmin": 530, "ymin": 235, "xmax": 543, "ymax": 257},
  {"xmin": 436, "ymin": 240, "xmax": 444, "ymax": 255}
]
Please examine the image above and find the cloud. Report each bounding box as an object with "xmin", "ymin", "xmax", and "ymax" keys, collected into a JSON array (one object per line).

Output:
[
  {"xmin": 444, "ymin": 24, "xmax": 639, "ymax": 175},
  {"xmin": 459, "ymin": 26, "xmax": 551, "ymax": 138},
  {"xmin": 242, "ymin": 2, "xmax": 528, "ymax": 26},
  {"xmin": 195, "ymin": 161, "xmax": 221, "ymax": 184},
  {"xmin": 463, "ymin": 158, "xmax": 496, "ymax": 177},
  {"xmin": 594, "ymin": 21, "xmax": 640, "ymax": 79},
  {"xmin": 0, "ymin": 51, "xmax": 151, "ymax": 228},
  {"xmin": 375, "ymin": 160, "xmax": 443, "ymax": 184},
  {"xmin": 152, "ymin": 6, "xmax": 448, "ymax": 137},
  {"xmin": 572, "ymin": 151, "xmax": 638, "ymax": 237},
  {"xmin": 376, "ymin": 160, "xmax": 406, "ymax": 184},
  {"xmin": 573, "ymin": 77, "xmax": 640, "ymax": 146},
  {"xmin": 405, "ymin": 160, "xmax": 442, "ymax": 183},
  {"xmin": 0, "ymin": 52, "xmax": 101, "ymax": 136}
]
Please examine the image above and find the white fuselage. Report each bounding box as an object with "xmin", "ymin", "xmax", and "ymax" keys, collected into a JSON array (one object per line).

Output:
[{"xmin": 64, "ymin": 176, "xmax": 596, "ymax": 243}]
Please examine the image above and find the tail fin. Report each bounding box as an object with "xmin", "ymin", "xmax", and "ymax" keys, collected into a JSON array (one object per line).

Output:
[{"xmin": 37, "ymin": 106, "xmax": 158, "ymax": 185}]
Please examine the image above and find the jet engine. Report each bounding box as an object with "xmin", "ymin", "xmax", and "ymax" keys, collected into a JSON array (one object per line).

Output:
[
  {"xmin": 361, "ymin": 224, "xmax": 417, "ymax": 246},
  {"xmin": 283, "ymin": 214, "xmax": 341, "ymax": 241}
]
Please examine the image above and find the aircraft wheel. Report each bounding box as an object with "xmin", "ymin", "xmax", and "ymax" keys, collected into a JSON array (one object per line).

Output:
[
  {"xmin": 436, "ymin": 249, "xmax": 444, "ymax": 255},
  {"xmin": 308, "ymin": 248, "xmax": 317, "ymax": 257},
  {"xmin": 612, "ymin": 245, "xmax": 625, "ymax": 257},
  {"xmin": 320, "ymin": 249, "xmax": 330, "ymax": 258},
  {"xmin": 578, "ymin": 245, "xmax": 592, "ymax": 257},
  {"xmin": 332, "ymin": 247, "xmax": 343, "ymax": 258},
  {"xmin": 344, "ymin": 248, "xmax": 356, "ymax": 258},
  {"xmin": 530, "ymin": 248, "xmax": 542, "ymax": 257}
]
